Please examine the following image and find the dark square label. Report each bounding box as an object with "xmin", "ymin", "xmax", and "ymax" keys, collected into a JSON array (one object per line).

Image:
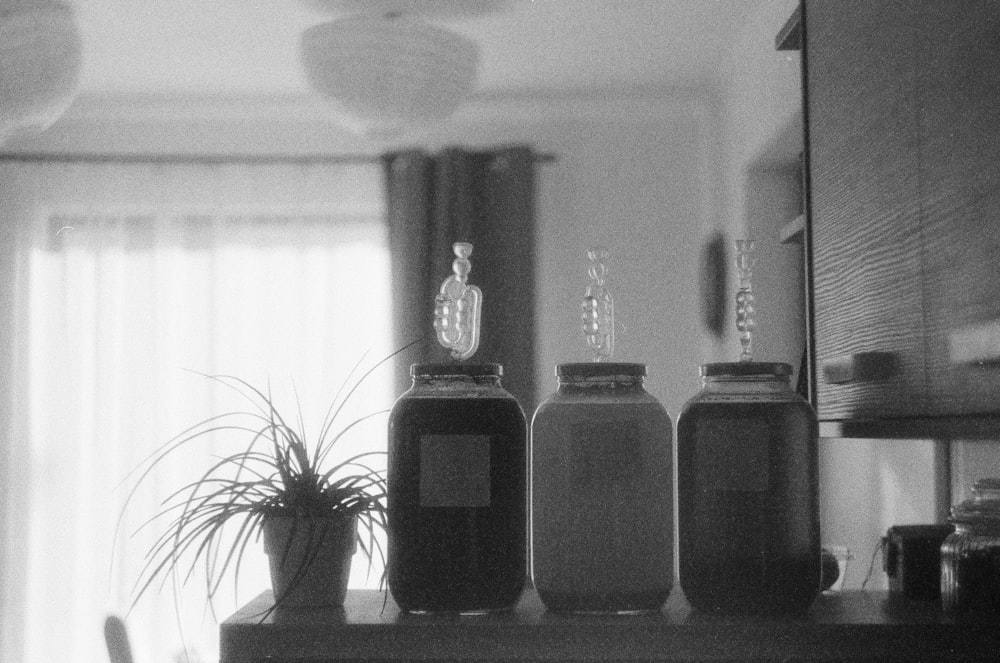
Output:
[{"xmin": 419, "ymin": 434, "xmax": 491, "ymax": 507}]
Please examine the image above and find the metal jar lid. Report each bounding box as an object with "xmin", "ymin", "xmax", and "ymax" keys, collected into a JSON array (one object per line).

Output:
[
  {"xmin": 700, "ymin": 361, "xmax": 793, "ymax": 377},
  {"xmin": 411, "ymin": 362, "xmax": 502, "ymax": 378},
  {"xmin": 556, "ymin": 362, "xmax": 646, "ymax": 378},
  {"xmin": 949, "ymin": 478, "xmax": 1000, "ymax": 527}
]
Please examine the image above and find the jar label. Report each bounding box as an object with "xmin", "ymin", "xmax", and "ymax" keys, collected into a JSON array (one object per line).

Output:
[
  {"xmin": 694, "ymin": 417, "xmax": 769, "ymax": 491},
  {"xmin": 419, "ymin": 434, "xmax": 491, "ymax": 507},
  {"xmin": 570, "ymin": 421, "xmax": 641, "ymax": 495}
]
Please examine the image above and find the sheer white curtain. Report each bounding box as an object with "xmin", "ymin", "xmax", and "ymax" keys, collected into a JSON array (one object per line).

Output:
[{"xmin": 0, "ymin": 159, "xmax": 393, "ymax": 663}]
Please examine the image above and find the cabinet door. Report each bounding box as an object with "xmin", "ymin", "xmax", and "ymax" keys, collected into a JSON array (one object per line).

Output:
[
  {"xmin": 918, "ymin": 1, "xmax": 1000, "ymax": 416},
  {"xmin": 805, "ymin": 0, "xmax": 927, "ymax": 420}
]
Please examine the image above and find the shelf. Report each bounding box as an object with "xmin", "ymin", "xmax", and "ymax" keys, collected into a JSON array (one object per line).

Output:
[
  {"xmin": 820, "ymin": 415, "xmax": 1000, "ymax": 440},
  {"xmin": 779, "ymin": 213, "xmax": 805, "ymax": 243},
  {"xmin": 220, "ymin": 588, "xmax": 1000, "ymax": 662}
]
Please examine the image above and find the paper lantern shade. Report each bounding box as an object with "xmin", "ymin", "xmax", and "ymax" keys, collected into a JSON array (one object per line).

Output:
[
  {"xmin": 299, "ymin": 15, "xmax": 480, "ymax": 137},
  {"xmin": 0, "ymin": 1, "xmax": 82, "ymax": 143}
]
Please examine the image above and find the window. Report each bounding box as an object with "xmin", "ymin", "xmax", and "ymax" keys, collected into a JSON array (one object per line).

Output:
[{"xmin": 0, "ymin": 159, "xmax": 392, "ymax": 663}]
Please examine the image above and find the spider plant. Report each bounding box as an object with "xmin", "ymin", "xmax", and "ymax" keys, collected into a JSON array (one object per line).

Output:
[{"xmin": 121, "ymin": 344, "xmax": 413, "ymax": 612}]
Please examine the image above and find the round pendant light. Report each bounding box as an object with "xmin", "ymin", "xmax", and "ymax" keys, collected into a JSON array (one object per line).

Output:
[
  {"xmin": 299, "ymin": 14, "xmax": 480, "ymax": 138},
  {"xmin": 0, "ymin": 0, "xmax": 82, "ymax": 143},
  {"xmin": 298, "ymin": 0, "xmax": 505, "ymax": 18}
]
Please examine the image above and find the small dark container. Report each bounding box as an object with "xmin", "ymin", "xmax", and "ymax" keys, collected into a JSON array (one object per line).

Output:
[
  {"xmin": 387, "ymin": 363, "xmax": 526, "ymax": 614},
  {"xmin": 882, "ymin": 524, "xmax": 953, "ymax": 601},
  {"xmin": 677, "ymin": 361, "xmax": 821, "ymax": 616}
]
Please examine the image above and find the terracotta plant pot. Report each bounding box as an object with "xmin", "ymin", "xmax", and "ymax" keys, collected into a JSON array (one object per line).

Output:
[{"xmin": 262, "ymin": 514, "xmax": 358, "ymax": 608}]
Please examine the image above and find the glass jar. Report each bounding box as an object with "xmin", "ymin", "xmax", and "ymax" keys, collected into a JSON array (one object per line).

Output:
[
  {"xmin": 387, "ymin": 363, "xmax": 526, "ymax": 613},
  {"xmin": 530, "ymin": 362, "xmax": 673, "ymax": 613},
  {"xmin": 676, "ymin": 361, "xmax": 821, "ymax": 616},
  {"xmin": 941, "ymin": 478, "xmax": 1000, "ymax": 614}
]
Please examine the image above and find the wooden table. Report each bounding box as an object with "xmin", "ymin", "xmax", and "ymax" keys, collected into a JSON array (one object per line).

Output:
[{"xmin": 220, "ymin": 588, "xmax": 999, "ymax": 662}]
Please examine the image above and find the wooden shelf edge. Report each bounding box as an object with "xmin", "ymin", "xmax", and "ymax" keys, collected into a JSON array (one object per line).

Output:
[
  {"xmin": 221, "ymin": 590, "xmax": 1000, "ymax": 663},
  {"xmin": 820, "ymin": 415, "xmax": 1000, "ymax": 440}
]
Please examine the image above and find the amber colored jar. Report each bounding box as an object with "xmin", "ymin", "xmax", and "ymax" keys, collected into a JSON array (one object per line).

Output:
[
  {"xmin": 530, "ymin": 362, "xmax": 673, "ymax": 613},
  {"xmin": 387, "ymin": 363, "xmax": 526, "ymax": 613},
  {"xmin": 676, "ymin": 361, "xmax": 821, "ymax": 616},
  {"xmin": 941, "ymin": 478, "xmax": 1000, "ymax": 614}
]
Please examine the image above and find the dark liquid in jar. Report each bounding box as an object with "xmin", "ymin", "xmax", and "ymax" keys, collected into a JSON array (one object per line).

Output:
[
  {"xmin": 950, "ymin": 545, "xmax": 1000, "ymax": 613},
  {"xmin": 388, "ymin": 396, "xmax": 526, "ymax": 613},
  {"xmin": 677, "ymin": 401, "xmax": 820, "ymax": 616}
]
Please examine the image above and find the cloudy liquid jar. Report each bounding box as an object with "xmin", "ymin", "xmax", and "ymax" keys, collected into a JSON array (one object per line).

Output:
[
  {"xmin": 530, "ymin": 362, "xmax": 673, "ymax": 613},
  {"xmin": 387, "ymin": 363, "xmax": 526, "ymax": 613},
  {"xmin": 676, "ymin": 361, "xmax": 821, "ymax": 616}
]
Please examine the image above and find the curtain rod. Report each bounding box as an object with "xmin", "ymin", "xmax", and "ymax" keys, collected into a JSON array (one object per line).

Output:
[{"xmin": 0, "ymin": 151, "xmax": 559, "ymax": 166}]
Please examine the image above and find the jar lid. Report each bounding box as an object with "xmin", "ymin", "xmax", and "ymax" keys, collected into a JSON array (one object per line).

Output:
[
  {"xmin": 949, "ymin": 477, "xmax": 1000, "ymax": 525},
  {"xmin": 971, "ymin": 477, "xmax": 1000, "ymax": 499},
  {"xmin": 556, "ymin": 362, "xmax": 646, "ymax": 378},
  {"xmin": 411, "ymin": 362, "xmax": 502, "ymax": 378},
  {"xmin": 700, "ymin": 361, "xmax": 793, "ymax": 377},
  {"xmin": 949, "ymin": 500, "xmax": 1000, "ymax": 525}
]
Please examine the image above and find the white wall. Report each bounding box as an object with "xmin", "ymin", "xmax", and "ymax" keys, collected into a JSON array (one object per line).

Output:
[
  {"xmin": 435, "ymin": 94, "xmax": 722, "ymax": 418},
  {"xmin": 717, "ymin": 0, "xmax": 804, "ymax": 373},
  {"xmin": 8, "ymin": 87, "xmax": 723, "ymax": 420}
]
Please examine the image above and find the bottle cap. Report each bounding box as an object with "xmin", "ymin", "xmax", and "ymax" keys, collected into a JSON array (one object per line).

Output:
[
  {"xmin": 557, "ymin": 362, "xmax": 646, "ymax": 378},
  {"xmin": 411, "ymin": 362, "xmax": 502, "ymax": 378},
  {"xmin": 949, "ymin": 478, "xmax": 1000, "ymax": 526},
  {"xmin": 700, "ymin": 361, "xmax": 792, "ymax": 377}
]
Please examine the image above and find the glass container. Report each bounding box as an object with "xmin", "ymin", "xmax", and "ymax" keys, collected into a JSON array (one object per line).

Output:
[
  {"xmin": 676, "ymin": 361, "xmax": 821, "ymax": 616},
  {"xmin": 530, "ymin": 362, "xmax": 673, "ymax": 613},
  {"xmin": 387, "ymin": 362, "xmax": 526, "ymax": 613},
  {"xmin": 941, "ymin": 478, "xmax": 1000, "ymax": 614}
]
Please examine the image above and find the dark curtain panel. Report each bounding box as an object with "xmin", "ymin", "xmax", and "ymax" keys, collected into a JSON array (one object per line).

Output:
[{"xmin": 383, "ymin": 145, "xmax": 537, "ymax": 413}]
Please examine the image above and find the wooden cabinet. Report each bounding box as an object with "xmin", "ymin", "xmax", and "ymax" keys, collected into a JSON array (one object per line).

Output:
[
  {"xmin": 917, "ymin": 2, "xmax": 1000, "ymax": 417},
  {"xmin": 802, "ymin": 0, "xmax": 1000, "ymax": 433}
]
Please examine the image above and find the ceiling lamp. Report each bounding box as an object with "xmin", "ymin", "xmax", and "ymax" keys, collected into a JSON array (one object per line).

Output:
[
  {"xmin": 0, "ymin": 0, "xmax": 82, "ymax": 144},
  {"xmin": 299, "ymin": 0, "xmax": 504, "ymax": 18},
  {"xmin": 299, "ymin": 13, "xmax": 481, "ymax": 138}
]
